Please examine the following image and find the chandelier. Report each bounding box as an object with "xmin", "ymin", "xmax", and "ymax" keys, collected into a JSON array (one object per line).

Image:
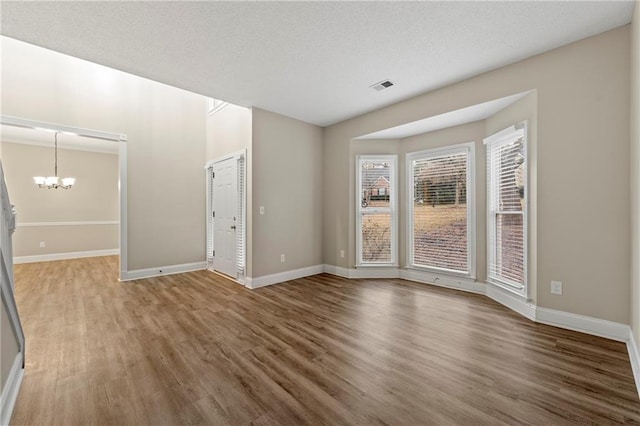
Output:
[{"xmin": 33, "ymin": 132, "xmax": 75, "ymax": 189}]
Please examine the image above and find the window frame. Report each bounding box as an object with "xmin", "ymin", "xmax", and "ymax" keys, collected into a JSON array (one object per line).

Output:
[
  {"xmin": 406, "ymin": 142, "xmax": 476, "ymax": 278},
  {"xmin": 355, "ymin": 154, "xmax": 398, "ymax": 267},
  {"xmin": 484, "ymin": 122, "xmax": 528, "ymax": 297}
]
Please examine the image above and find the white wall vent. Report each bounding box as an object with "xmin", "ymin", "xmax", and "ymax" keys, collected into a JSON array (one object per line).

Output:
[{"xmin": 370, "ymin": 80, "xmax": 394, "ymax": 91}]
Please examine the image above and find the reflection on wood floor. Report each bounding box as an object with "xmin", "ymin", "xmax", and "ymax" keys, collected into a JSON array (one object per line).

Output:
[{"xmin": 10, "ymin": 256, "xmax": 640, "ymax": 424}]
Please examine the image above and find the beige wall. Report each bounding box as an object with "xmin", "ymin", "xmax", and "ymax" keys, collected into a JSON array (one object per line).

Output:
[
  {"xmin": 251, "ymin": 108, "xmax": 323, "ymax": 277},
  {"xmin": 324, "ymin": 26, "xmax": 630, "ymax": 323},
  {"xmin": 206, "ymin": 103, "xmax": 252, "ymax": 161},
  {"xmin": 13, "ymin": 226, "xmax": 118, "ymax": 258},
  {"xmin": 1, "ymin": 294, "xmax": 19, "ymax": 392},
  {"xmin": 1, "ymin": 37, "xmax": 208, "ymax": 270},
  {"xmin": 2, "ymin": 142, "xmax": 119, "ymax": 257},
  {"xmin": 631, "ymin": 1, "xmax": 640, "ymax": 345}
]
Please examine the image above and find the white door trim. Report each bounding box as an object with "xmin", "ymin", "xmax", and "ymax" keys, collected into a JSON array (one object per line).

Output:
[
  {"xmin": 205, "ymin": 150, "xmax": 246, "ymax": 281},
  {"xmin": 205, "ymin": 149, "xmax": 245, "ymax": 169}
]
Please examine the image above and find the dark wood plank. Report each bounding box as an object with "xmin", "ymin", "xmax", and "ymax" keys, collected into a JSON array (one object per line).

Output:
[{"xmin": 9, "ymin": 256, "xmax": 640, "ymax": 424}]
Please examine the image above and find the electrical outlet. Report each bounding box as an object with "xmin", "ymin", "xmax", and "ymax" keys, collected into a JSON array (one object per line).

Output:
[
  {"xmin": 551, "ymin": 280, "xmax": 563, "ymax": 295},
  {"xmin": 280, "ymin": 254, "xmax": 285, "ymax": 263},
  {"xmin": 340, "ymin": 250, "xmax": 345, "ymax": 258},
  {"xmin": 260, "ymin": 206, "xmax": 265, "ymax": 215},
  {"xmin": 39, "ymin": 241, "xmax": 45, "ymax": 248}
]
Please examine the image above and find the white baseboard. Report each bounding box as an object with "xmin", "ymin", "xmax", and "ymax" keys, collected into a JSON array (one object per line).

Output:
[
  {"xmin": 120, "ymin": 261, "xmax": 206, "ymax": 281},
  {"xmin": 627, "ymin": 329, "xmax": 640, "ymax": 399},
  {"xmin": 349, "ymin": 268, "xmax": 400, "ymax": 279},
  {"xmin": 13, "ymin": 248, "xmax": 119, "ymax": 264},
  {"xmin": 322, "ymin": 264, "xmax": 401, "ymax": 279},
  {"xmin": 322, "ymin": 265, "xmax": 484, "ymax": 295},
  {"xmin": 400, "ymin": 268, "xmax": 485, "ymax": 294},
  {"xmin": 485, "ymin": 282, "xmax": 536, "ymax": 321},
  {"xmin": 536, "ymin": 306, "xmax": 629, "ymax": 342},
  {"xmin": 246, "ymin": 264, "xmax": 324, "ymax": 289},
  {"xmin": 0, "ymin": 352, "xmax": 24, "ymax": 426},
  {"xmin": 322, "ymin": 264, "xmax": 351, "ymax": 278}
]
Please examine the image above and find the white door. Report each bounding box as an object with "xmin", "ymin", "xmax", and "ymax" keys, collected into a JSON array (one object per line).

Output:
[{"xmin": 213, "ymin": 157, "xmax": 238, "ymax": 277}]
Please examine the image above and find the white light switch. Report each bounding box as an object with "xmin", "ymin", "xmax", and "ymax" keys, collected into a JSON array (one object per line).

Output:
[
  {"xmin": 260, "ymin": 206, "xmax": 265, "ymax": 215},
  {"xmin": 39, "ymin": 242, "xmax": 45, "ymax": 248}
]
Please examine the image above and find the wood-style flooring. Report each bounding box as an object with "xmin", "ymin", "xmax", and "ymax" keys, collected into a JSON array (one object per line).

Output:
[{"xmin": 9, "ymin": 256, "xmax": 640, "ymax": 425}]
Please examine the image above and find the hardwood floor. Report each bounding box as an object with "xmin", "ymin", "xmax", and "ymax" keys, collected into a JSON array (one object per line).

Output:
[{"xmin": 9, "ymin": 256, "xmax": 640, "ymax": 425}]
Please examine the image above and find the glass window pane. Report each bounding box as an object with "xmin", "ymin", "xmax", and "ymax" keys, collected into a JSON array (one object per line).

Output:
[
  {"xmin": 494, "ymin": 213, "xmax": 524, "ymax": 283},
  {"xmin": 486, "ymin": 128, "xmax": 526, "ymax": 290},
  {"xmin": 493, "ymin": 139, "xmax": 525, "ymax": 212},
  {"xmin": 411, "ymin": 151, "xmax": 468, "ymax": 272},
  {"xmin": 360, "ymin": 159, "xmax": 391, "ymax": 209},
  {"xmin": 361, "ymin": 213, "xmax": 391, "ymax": 263}
]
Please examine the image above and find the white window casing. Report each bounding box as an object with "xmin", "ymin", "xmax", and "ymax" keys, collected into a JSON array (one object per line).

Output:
[
  {"xmin": 406, "ymin": 142, "xmax": 476, "ymax": 278},
  {"xmin": 356, "ymin": 155, "xmax": 398, "ymax": 267},
  {"xmin": 484, "ymin": 123, "xmax": 528, "ymax": 296}
]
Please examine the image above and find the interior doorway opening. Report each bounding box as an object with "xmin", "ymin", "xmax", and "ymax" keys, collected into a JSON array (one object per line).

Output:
[{"xmin": 0, "ymin": 115, "xmax": 128, "ymax": 280}]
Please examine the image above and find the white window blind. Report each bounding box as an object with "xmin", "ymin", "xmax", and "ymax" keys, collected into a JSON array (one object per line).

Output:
[
  {"xmin": 206, "ymin": 166, "xmax": 215, "ymax": 269},
  {"xmin": 485, "ymin": 125, "xmax": 527, "ymax": 292},
  {"xmin": 407, "ymin": 143, "xmax": 474, "ymax": 275},
  {"xmin": 236, "ymin": 155, "xmax": 245, "ymax": 274},
  {"xmin": 356, "ymin": 155, "xmax": 397, "ymax": 266}
]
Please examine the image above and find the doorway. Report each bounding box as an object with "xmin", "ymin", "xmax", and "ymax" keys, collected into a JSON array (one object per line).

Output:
[
  {"xmin": 206, "ymin": 150, "xmax": 246, "ymax": 283},
  {"xmin": 0, "ymin": 115, "xmax": 128, "ymax": 280}
]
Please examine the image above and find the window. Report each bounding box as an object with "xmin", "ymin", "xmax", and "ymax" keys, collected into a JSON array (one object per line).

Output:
[
  {"xmin": 356, "ymin": 155, "xmax": 397, "ymax": 266},
  {"xmin": 407, "ymin": 143, "xmax": 475, "ymax": 276},
  {"xmin": 485, "ymin": 124, "xmax": 527, "ymax": 294}
]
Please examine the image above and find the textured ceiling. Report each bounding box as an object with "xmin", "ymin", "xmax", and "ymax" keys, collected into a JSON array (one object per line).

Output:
[{"xmin": 0, "ymin": 1, "xmax": 635, "ymax": 126}]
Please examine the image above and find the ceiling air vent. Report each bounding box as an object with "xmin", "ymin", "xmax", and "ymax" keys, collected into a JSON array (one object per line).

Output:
[{"xmin": 370, "ymin": 79, "xmax": 394, "ymax": 91}]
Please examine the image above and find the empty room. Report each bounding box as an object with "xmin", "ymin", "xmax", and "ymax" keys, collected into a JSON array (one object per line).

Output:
[{"xmin": 1, "ymin": 1, "xmax": 640, "ymax": 424}]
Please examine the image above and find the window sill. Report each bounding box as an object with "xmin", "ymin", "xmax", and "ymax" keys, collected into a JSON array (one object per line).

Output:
[
  {"xmin": 355, "ymin": 264, "xmax": 399, "ymax": 269},
  {"xmin": 487, "ymin": 278, "xmax": 526, "ymax": 298},
  {"xmin": 405, "ymin": 265, "xmax": 475, "ymax": 281}
]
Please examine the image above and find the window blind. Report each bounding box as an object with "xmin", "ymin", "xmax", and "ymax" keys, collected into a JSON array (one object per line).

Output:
[
  {"xmin": 357, "ymin": 156, "xmax": 397, "ymax": 265},
  {"xmin": 206, "ymin": 166, "xmax": 215, "ymax": 269},
  {"xmin": 409, "ymin": 147, "xmax": 470, "ymax": 273},
  {"xmin": 486, "ymin": 126, "xmax": 526, "ymax": 290},
  {"xmin": 236, "ymin": 155, "xmax": 245, "ymax": 274}
]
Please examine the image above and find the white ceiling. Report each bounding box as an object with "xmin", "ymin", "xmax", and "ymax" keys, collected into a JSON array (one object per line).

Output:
[
  {"xmin": 1, "ymin": 125, "xmax": 119, "ymax": 154},
  {"xmin": 0, "ymin": 1, "xmax": 635, "ymax": 127}
]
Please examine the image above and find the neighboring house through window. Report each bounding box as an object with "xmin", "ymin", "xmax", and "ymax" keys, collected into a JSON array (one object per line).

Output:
[{"xmin": 356, "ymin": 155, "xmax": 398, "ymax": 266}]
